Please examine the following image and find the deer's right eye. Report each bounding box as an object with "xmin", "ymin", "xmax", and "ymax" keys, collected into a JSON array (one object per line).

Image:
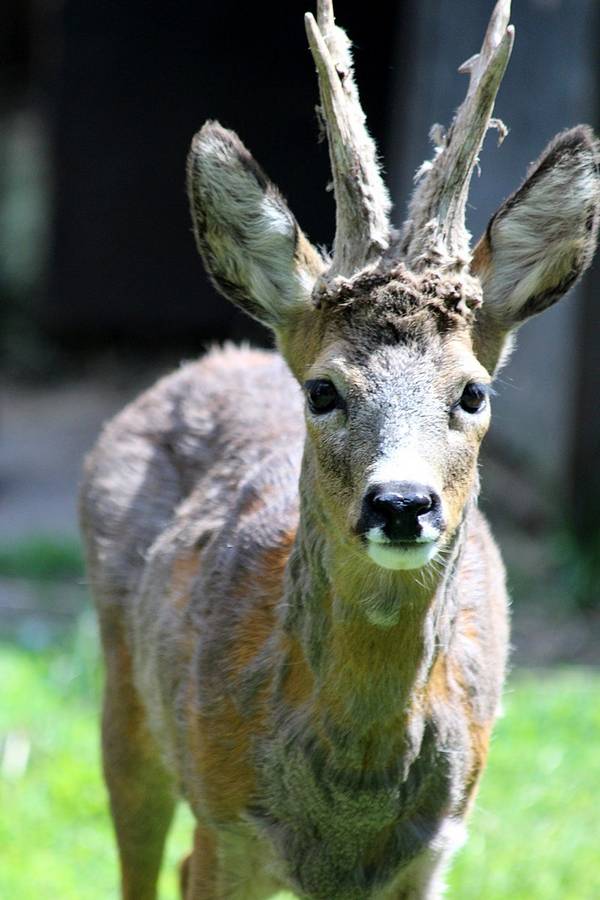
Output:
[
  {"xmin": 305, "ymin": 379, "xmax": 340, "ymax": 414},
  {"xmin": 459, "ymin": 382, "xmax": 489, "ymax": 414}
]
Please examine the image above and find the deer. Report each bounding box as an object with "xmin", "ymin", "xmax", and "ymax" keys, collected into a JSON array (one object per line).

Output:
[{"xmin": 79, "ymin": 1, "xmax": 600, "ymax": 897}]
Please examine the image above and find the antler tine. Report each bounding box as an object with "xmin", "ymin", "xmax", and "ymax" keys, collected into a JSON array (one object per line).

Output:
[
  {"xmin": 305, "ymin": 3, "xmax": 392, "ymax": 278},
  {"xmin": 401, "ymin": 0, "xmax": 514, "ymax": 272},
  {"xmin": 316, "ymin": 0, "xmax": 334, "ymax": 34}
]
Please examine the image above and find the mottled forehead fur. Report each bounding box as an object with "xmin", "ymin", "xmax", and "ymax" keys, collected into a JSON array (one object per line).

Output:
[{"xmin": 309, "ymin": 264, "xmax": 478, "ymax": 355}]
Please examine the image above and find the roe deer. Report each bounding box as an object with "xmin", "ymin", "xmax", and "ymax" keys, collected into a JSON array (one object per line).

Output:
[{"xmin": 80, "ymin": 1, "xmax": 600, "ymax": 897}]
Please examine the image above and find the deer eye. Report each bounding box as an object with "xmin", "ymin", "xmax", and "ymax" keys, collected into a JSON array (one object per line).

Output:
[
  {"xmin": 459, "ymin": 382, "xmax": 489, "ymax": 414},
  {"xmin": 305, "ymin": 379, "xmax": 340, "ymax": 414}
]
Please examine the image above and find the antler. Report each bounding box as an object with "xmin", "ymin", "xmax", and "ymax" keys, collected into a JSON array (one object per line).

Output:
[
  {"xmin": 400, "ymin": 0, "xmax": 515, "ymax": 273},
  {"xmin": 305, "ymin": 1, "xmax": 392, "ymax": 278}
]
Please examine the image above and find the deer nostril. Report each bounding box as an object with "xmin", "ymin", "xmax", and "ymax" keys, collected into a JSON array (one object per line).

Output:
[{"xmin": 365, "ymin": 482, "xmax": 440, "ymax": 541}]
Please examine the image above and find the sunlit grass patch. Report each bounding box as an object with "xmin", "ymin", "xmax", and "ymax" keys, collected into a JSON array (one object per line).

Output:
[
  {"xmin": 0, "ymin": 616, "xmax": 193, "ymax": 899},
  {"xmin": 448, "ymin": 669, "xmax": 600, "ymax": 899}
]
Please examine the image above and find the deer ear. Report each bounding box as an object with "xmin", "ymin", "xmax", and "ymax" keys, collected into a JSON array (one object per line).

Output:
[
  {"xmin": 187, "ymin": 122, "xmax": 324, "ymax": 331},
  {"xmin": 472, "ymin": 126, "xmax": 600, "ymax": 373}
]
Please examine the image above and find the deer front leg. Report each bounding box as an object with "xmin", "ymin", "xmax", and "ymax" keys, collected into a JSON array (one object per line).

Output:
[
  {"xmin": 180, "ymin": 825, "xmax": 219, "ymax": 899},
  {"xmin": 100, "ymin": 619, "xmax": 177, "ymax": 900},
  {"xmin": 181, "ymin": 824, "xmax": 282, "ymax": 900}
]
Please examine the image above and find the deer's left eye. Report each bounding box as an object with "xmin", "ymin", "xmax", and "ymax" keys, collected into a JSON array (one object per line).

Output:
[
  {"xmin": 459, "ymin": 382, "xmax": 489, "ymax": 414},
  {"xmin": 305, "ymin": 379, "xmax": 341, "ymax": 414}
]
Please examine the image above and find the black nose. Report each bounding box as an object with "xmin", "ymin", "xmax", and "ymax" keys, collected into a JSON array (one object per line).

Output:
[{"xmin": 363, "ymin": 481, "xmax": 441, "ymax": 541}]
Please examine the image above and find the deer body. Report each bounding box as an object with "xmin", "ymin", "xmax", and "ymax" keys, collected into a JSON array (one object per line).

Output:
[
  {"xmin": 80, "ymin": 2, "xmax": 599, "ymax": 897},
  {"xmin": 83, "ymin": 345, "xmax": 506, "ymax": 899}
]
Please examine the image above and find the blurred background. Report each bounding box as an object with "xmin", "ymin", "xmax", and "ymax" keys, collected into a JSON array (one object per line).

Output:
[{"xmin": 1, "ymin": 1, "xmax": 599, "ymax": 898}]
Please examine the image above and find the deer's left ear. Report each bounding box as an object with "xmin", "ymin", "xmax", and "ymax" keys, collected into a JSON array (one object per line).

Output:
[{"xmin": 472, "ymin": 126, "xmax": 600, "ymax": 373}]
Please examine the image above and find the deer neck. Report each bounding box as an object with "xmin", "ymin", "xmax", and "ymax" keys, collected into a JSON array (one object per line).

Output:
[{"xmin": 280, "ymin": 461, "xmax": 467, "ymax": 771}]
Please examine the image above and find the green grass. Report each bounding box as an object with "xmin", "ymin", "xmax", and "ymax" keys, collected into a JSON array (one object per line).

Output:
[
  {"xmin": 1, "ymin": 616, "xmax": 599, "ymax": 899},
  {"xmin": 447, "ymin": 672, "xmax": 600, "ymax": 899},
  {"xmin": 0, "ymin": 535, "xmax": 84, "ymax": 582}
]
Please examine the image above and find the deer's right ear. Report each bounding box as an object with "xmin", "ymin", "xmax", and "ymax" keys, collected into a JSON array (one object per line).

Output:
[
  {"xmin": 187, "ymin": 122, "xmax": 324, "ymax": 330},
  {"xmin": 472, "ymin": 126, "xmax": 600, "ymax": 374}
]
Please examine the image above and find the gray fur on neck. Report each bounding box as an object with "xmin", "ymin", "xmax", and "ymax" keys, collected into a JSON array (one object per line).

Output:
[{"xmin": 250, "ymin": 489, "xmax": 475, "ymax": 898}]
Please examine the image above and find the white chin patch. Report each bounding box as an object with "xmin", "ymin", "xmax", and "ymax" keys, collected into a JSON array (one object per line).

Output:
[{"xmin": 367, "ymin": 540, "xmax": 438, "ymax": 571}]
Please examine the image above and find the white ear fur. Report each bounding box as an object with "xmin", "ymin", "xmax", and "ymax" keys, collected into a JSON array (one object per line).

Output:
[
  {"xmin": 187, "ymin": 122, "xmax": 323, "ymax": 328},
  {"xmin": 473, "ymin": 126, "xmax": 600, "ymax": 372}
]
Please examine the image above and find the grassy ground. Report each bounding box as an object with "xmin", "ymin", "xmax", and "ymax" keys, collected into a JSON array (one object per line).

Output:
[{"xmin": 1, "ymin": 611, "xmax": 599, "ymax": 900}]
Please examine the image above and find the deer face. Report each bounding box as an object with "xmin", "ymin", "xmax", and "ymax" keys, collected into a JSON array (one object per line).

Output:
[
  {"xmin": 290, "ymin": 280, "xmax": 489, "ymax": 570},
  {"xmin": 187, "ymin": 121, "xmax": 598, "ymax": 572},
  {"xmin": 186, "ymin": 5, "xmax": 599, "ymax": 574}
]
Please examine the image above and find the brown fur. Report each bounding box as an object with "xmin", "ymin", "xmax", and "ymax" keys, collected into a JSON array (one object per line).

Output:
[{"xmin": 98, "ymin": 610, "xmax": 177, "ymax": 900}]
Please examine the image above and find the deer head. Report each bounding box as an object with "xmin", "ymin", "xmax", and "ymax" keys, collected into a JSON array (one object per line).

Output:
[{"xmin": 187, "ymin": 0, "xmax": 599, "ymax": 574}]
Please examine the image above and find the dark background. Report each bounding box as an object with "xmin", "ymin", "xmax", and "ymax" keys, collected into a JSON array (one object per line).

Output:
[{"xmin": 22, "ymin": 1, "xmax": 404, "ymax": 349}]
